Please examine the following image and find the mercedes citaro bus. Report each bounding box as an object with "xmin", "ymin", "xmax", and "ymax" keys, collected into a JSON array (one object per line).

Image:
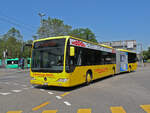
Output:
[{"xmin": 29, "ymin": 36, "xmax": 137, "ymax": 87}]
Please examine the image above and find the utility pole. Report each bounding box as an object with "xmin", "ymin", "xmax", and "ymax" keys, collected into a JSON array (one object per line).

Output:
[
  {"xmin": 138, "ymin": 43, "xmax": 144, "ymax": 67},
  {"xmin": 38, "ymin": 13, "xmax": 46, "ymax": 26},
  {"xmin": 123, "ymin": 40, "xmax": 126, "ymax": 49},
  {"xmin": 140, "ymin": 43, "xmax": 144, "ymax": 67}
]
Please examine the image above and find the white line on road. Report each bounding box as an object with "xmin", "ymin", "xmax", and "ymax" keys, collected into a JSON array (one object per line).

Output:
[
  {"xmin": 22, "ymin": 85, "xmax": 27, "ymax": 87},
  {"xmin": 56, "ymin": 96, "xmax": 62, "ymax": 99},
  {"xmin": 5, "ymin": 82, "xmax": 9, "ymax": 85},
  {"xmin": 0, "ymin": 92, "xmax": 11, "ymax": 95},
  {"xmin": 11, "ymin": 90, "xmax": 22, "ymax": 93},
  {"xmin": 64, "ymin": 101, "xmax": 71, "ymax": 106},
  {"xmin": 40, "ymin": 89, "xmax": 45, "ymax": 91},
  {"xmin": 48, "ymin": 92, "xmax": 54, "ymax": 94}
]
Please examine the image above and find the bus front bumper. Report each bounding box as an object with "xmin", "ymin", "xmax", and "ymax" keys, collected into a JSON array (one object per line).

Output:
[{"xmin": 30, "ymin": 79, "xmax": 70, "ymax": 87}]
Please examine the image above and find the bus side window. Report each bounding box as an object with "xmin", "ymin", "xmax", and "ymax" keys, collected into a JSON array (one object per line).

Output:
[
  {"xmin": 76, "ymin": 49, "xmax": 82, "ymax": 66},
  {"xmin": 7, "ymin": 61, "xmax": 12, "ymax": 64},
  {"xmin": 66, "ymin": 45, "xmax": 76, "ymax": 72},
  {"xmin": 128, "ymin": 52, "xmax": 137, "ymax": 63},
  {"xmin": 80, "ymin": 49, "xmax": 86, "ymax": 66}
]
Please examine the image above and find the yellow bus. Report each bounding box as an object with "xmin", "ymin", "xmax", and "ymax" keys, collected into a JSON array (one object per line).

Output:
[{"xmin": 30, "ymin": 36, "xmax": 137, "ymax": 87}]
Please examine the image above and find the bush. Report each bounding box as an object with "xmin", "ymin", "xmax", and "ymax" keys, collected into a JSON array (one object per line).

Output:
[{"xmin": 147, "ymin": 59, "xmax": 150, "ymax": 63}]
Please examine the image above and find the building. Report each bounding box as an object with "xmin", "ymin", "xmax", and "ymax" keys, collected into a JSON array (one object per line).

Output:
[{"xmin": 100, "ymin": 40, "xmax": 137, "ymax": 52}]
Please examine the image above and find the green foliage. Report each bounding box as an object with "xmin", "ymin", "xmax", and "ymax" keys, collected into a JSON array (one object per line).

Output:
[
  {"xmin": 37, "ymin": 17, "xmax": 72, "ymax": 38},
  {"xmin": 143, "ymin": 47, "xmax": 150, "ymax": 60},
  {"xmin": 0, "ymin": 27, "xmax": 31, "ymax": 59},
  {"xmin": 147, "ymin": 59, "xmax": 150, "ymax": 63},
  {"xmin": 3, "ymin": 27, "xmax": 23, "ymax": 41},
  {"xmin": 69, "ymin": 28, "xmax": 97, "ymax": 42},
  {"xmin": 0, "ymin": 38, "xmax": 4, "ymax": 58},
  {"xmin": 0, "ymin": 17, "xmax": 98, "ymax": 59},
  {"xmin": 36, "ymin": 17, "xmax": 97, "ymax": 42}
]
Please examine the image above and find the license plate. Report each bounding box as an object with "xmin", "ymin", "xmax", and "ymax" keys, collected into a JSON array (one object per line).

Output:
[{"xmin": 44, "ymin": 83, "xmax": 48, "ymax": 85}]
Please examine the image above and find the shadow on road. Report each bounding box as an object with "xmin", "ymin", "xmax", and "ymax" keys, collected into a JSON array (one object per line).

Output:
[{"xmin": 34, "ymin": 71, "xmax": 135, "ymax": 92}]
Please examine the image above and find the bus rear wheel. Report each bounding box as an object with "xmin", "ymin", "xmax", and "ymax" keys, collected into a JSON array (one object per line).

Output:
[
  {"xmin": 112, "ymin": 67, "xmax": 116, "ymax": 76},
  {"xmin": 86, "ymin": 71, "xmax": 92, "ymax": 85},
  {"xmin": 129, "ymin": 66, "xmax": 132, "ymax": 72}
]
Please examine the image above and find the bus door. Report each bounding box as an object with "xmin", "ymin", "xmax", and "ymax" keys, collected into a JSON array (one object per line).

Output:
[
  {"xmin": 120, "ymin": 52, "xmax": 128, "ymax": 72},
  {"xmin": 116, "ymin": 50, "xmax": 120, "ymax": 74}
]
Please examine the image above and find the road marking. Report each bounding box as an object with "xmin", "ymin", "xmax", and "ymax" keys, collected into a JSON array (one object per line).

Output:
[
  {"xmin": 0, "ymin": 92, "xmax": 11, "ymax": 95},
  {"xmin": 42, "ymin": 110, "xmax": 58, "ymax": 113},
  {"xmin": 56, "ymin": 96, "xmax": 62, "ymax": 99},
  {"xmin": 140, "ymin": 105, "xmax": 150, "ymax": 113},
  {"xmin": 32, "ymin": 101, "xmax": 50, "ymax": 111},
  {"xmin": 77, "ymin": 109, "xmax": 91, "ymax": 113},
  {"xmin": 22, "ymin": 85, "xmax": 27, "ymax": 87},
  {"xmin": 11, "ymin": 90, "xmax": 22, "ymax": 93},
  {"xmin": 40, "ymin": 89, "xmax": 45, "ymax": 91},
  {"xmin": 5, "ymin": 82, "xmax": 9, "ymax": 85},
  {"xmin": 23, "ymin": 88, "xmax": 29, "ymax": 90},
  {"xmin": 61, "ymin": 92, "xmax": 70, "ymax": 97},
  {"xmin": 64, "ymin": 101, "xmax": 71, "ymax": 106},
  {"xmin": 6, "ymin": 111, "xmax": 23, "ymax": 113},
  {"xmin": 48, "ymin": 92, "xmax": 54, "ymax": 94},
  {"xmin": 110, "ymin": 106, "xmax": 126, "ymax": 113}
]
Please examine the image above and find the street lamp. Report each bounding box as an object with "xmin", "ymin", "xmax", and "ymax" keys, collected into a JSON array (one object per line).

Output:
[{"xmin": 38, "ymin": 13, "xmax": 46, "ymax": 26}]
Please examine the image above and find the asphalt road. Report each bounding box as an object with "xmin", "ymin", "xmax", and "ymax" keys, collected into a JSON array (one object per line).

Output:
[{"xmin": 0, "ymin": 66, "xmax": 150, "ymax": 113}]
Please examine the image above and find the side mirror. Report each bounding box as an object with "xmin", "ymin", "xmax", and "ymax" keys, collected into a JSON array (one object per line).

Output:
[
  {"xmin": 25, "ymin": 44, "xmax": 32, "ymax": 47},
  {"xmin": 70, "ymin": 46, "xmax": 75, "ymax": 56},
  {"xmin": 21, "ymin": 44, "xmax": 32, "ymax": 53},
  {"xmin": 136, "ymin": 57, "xmax": 139, "ymax": 62}
]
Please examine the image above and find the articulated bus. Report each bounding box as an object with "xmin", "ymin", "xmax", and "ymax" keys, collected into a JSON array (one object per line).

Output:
[{"xmin": 30, "ymin": 36, "xmax": 137, "ymax": 87}]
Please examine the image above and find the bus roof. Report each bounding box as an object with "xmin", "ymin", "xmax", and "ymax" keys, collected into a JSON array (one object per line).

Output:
[
  {"xmin": 33, "ymin": 36, "xmax": 70, "ymax": 43},
  {"xmin": 33, "ymin": 36, "xmax": 136, "ymax": 53},
  {"xmin": 33, "ymin": 36, "xmax": 113, "ymax": 49},
  {"xmin": 118, "ymin": 49, "xmax": 136, "ymax": 53}
]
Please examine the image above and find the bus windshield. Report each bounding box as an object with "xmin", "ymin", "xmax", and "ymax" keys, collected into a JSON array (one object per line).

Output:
[{"xmin": 31, "ymin": 39, "xmax": 65, "ymax": 73}]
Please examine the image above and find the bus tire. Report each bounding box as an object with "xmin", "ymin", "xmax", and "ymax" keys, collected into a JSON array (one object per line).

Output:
[
  {"xmin": 129, "ymin": 66, "xmax": 132, "ymax": 72},
  {"xmin": 86, "ymin": 71, "xmax": 92, "ymax": 85},
  {"xmin": 112, "ymin": 67, "xmax": 116, "ymax": 76}
]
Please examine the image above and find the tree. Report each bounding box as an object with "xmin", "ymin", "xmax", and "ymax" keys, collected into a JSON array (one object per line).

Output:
[
  {"xmin": 32, "ymin": 35, "xmax": 38, "ymax": 40},
  {"xmin": 0, "ymin": 27, "xmax": 23, "ymax": 58},
  {"xmin": 37, "ymin": 17, "xmax": 72, "ymax": 38},
  {"xmin": 3, "ymin": 27, "xmax": 23, "ymax": 41},
  {"xmin": 143, "ymin": 47, "xmax": 150, "ymax": 60},
  {"xmin": 69, "ymin": 28, "xmax": 97, "ymax": 42},
  {"xmin": 0, "ymin": 38, "xmax": 4, "ymax": 58},
  {"xmin": 35, "ymin": 16, "xmax": 97, "ymax": 43}
]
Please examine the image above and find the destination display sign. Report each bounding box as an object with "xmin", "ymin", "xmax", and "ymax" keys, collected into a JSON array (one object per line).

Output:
[
  {"xmin": 70, "ymin": 39, "xmax": 115, "ymax": 53},
  {"xmin": 34, "ymin": 39, "xmax": 65, "ymax": 49}
]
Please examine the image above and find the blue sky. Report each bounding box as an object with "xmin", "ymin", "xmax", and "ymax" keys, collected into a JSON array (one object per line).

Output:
[{"xmin": 0, "ymin": 0, "xmax": 150, "ymax": 50}]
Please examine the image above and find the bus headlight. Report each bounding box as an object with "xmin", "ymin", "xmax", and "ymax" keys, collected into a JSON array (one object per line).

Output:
[{"xmin": 57, "ymin": 78, "xmax": 68, "ymax": 82}]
